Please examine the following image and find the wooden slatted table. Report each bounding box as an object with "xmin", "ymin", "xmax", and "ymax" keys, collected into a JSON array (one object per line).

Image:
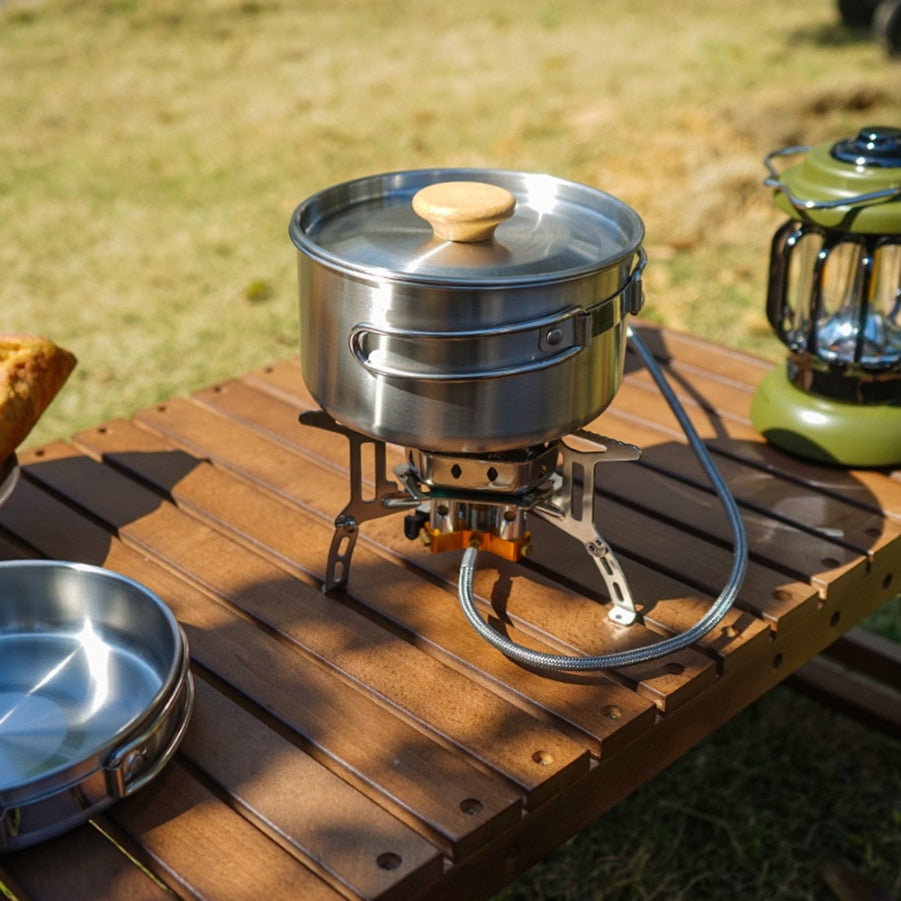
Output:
[{"xmin": 1, "ymin": 324, "xmax": 898, "ymax": 900}]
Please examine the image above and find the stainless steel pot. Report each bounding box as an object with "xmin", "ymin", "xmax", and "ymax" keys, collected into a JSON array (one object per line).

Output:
[
  {"xmin": 290, "ymin": 169, "xmax": 645, "ymax": 453},
  {"xmin": 0, "ymin": 560, "xmax": 193, "ymax": 852}
]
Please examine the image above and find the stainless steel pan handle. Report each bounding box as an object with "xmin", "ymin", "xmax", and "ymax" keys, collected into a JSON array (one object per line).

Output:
[
  {"xmin": 349, "ymin": 306, "xmax": 589, "ymax": 382},
  {"xmin": 349, "ymin": 260, "xmax": 644, "ymax": 383},
  {"xmin": 105, "ymin": 635, "xmax": 194, "ymax": 799},
  {"xmin": 349, "ymin": 249, "xmax": 646, "ymax": 383}
]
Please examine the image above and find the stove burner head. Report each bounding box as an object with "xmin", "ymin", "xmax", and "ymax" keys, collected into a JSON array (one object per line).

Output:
[
  {"xmin": 397, "ymin": 444, "xmax": 559, "ymax": 563},
  {"xmin": 405, "ymin": 444, "xmax": 559, "ymax": 494}
]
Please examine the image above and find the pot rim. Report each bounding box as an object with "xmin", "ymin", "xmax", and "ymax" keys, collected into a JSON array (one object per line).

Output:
[{"xmin": 289, "ymin": 167, "xmax": 645, "ymax": 288}]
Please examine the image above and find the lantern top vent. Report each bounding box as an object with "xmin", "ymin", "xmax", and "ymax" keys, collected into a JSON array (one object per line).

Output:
[{"xmin": 831, "ymin": 126, "xmax": 901, "ymax": 169}]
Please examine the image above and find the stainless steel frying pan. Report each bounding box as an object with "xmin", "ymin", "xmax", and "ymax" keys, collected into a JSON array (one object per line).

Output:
[{"xmin": 0, "ymin": 559, "xmax": 193, "ymax": 852}]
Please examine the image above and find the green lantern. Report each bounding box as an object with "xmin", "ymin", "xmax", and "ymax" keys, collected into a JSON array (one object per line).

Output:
[{"xmin": 751, "ymin": 126, "xmax": 901, "ymax": 467}]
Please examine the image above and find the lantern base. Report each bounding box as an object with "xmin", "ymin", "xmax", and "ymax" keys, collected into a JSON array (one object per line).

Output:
[{"xmin": 751, "ymin": 365, "xmax": 901, "ymax": 468}]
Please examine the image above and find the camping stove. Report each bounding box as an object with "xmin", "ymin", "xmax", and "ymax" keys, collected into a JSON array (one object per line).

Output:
[
  {"xmin": 290, "ymin": 169, "xmax": 747, "ymax": 672},
  {"xmin": 300, "ymin": 408, "xmax": 641, "ymax": 626}
]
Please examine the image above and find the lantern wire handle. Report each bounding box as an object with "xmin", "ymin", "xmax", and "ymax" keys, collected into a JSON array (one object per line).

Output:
[
  {"xmin": 456, "ymin": 326, "xmax": 749, "ymax": 672},
  {"xmin": 764, "ymin": 145, "xmax": 901, "ymax": 212}
]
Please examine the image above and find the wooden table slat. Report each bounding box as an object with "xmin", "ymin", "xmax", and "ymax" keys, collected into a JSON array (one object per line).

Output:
[
  {"xmin": 184, "ymin": 675, "xmax": 445, "ymax": 900},
  {"xmin": 108, "ymin": 761, "xmax": 346, "ymax": 901},
  {"xmin": 1, "ymin": 820, "xmax": 173, "ymax": 901}
]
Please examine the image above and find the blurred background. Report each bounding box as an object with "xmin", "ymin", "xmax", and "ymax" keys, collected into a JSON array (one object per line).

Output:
[
  {"xmin": 1, "ymin": 1, "xmax": 899, "ymax": 898},
  {"xmin": 2, "ymin": 0, "xmax": 899, "ymax": 447}
]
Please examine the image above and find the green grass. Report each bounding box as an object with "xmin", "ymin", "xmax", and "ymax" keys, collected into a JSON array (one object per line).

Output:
[
  {"xmin": 497, "ymin": 686, "xmax": 901, "ymax": 900},
  {"xmin": 2, "ymin": 1, "xmax": 900, "ymax": 897}
]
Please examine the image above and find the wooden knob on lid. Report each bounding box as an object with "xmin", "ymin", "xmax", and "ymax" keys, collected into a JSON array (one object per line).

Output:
[{"xmin": 412, "ymin": 181, "xmax": 516, "ymax": 243}]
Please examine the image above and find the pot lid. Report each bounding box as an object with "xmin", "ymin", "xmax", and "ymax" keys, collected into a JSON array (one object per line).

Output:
[
  {"xmin": 289, "ymin": 168, "xmax": 644, "ymax": 286},
  {"xmin": 765, "ymin": 126, "xmax": 901, "ymax": 233}
]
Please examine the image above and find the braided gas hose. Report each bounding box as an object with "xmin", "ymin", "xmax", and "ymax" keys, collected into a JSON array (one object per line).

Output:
[{"xmin": 457, "ymin": 326, "xmax": 749, "ymax": 671}]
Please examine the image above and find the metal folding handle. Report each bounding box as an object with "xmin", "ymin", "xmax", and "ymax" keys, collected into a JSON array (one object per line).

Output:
[
  {"xmin": 105, "ymin": 635, "xmax": 194, "ymax": 799},
  {"xmin": 350, "ymin": 308, "xmax": 587, "ymax": 382},
  {"xmin": 764, "ymin": 145, "xmax": 901, "ymax": 212},
  {"xmin": 350, "ymin": 249, "xmax": 646, "ymax": 383}
]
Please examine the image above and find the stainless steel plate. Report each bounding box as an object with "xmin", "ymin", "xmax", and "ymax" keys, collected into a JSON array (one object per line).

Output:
[{"xmin": 0, "ymin": 560, "xmax": 193, "ymax": 851}]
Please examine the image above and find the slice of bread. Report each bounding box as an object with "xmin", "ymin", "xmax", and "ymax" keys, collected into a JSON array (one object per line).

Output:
[{"xmin": 0, "ymin": 334, "xmax": 77, "ymax": 460}]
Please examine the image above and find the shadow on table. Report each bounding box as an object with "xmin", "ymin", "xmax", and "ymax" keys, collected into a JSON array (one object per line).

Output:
[{"xmin": 0, "ymin": 446, "xmax": 528, "ymax": 893}]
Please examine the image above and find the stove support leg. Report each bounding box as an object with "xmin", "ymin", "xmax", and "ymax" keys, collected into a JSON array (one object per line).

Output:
[
  {"xmin": 299, "ymin": 410, "xmax": 411, "ymax": 592},
  {"xmin": 323, "ymin": 515, "xmax": 359, "ymax": 594},
  {"xmin": 534, "ymin": 431, "xmax": 640, "ymax": 626}
]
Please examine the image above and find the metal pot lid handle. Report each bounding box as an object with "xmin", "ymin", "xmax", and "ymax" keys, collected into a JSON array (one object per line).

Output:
[{"xmin": 412, "ymin": 181, "xmax": 516, "ymax": 243}]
